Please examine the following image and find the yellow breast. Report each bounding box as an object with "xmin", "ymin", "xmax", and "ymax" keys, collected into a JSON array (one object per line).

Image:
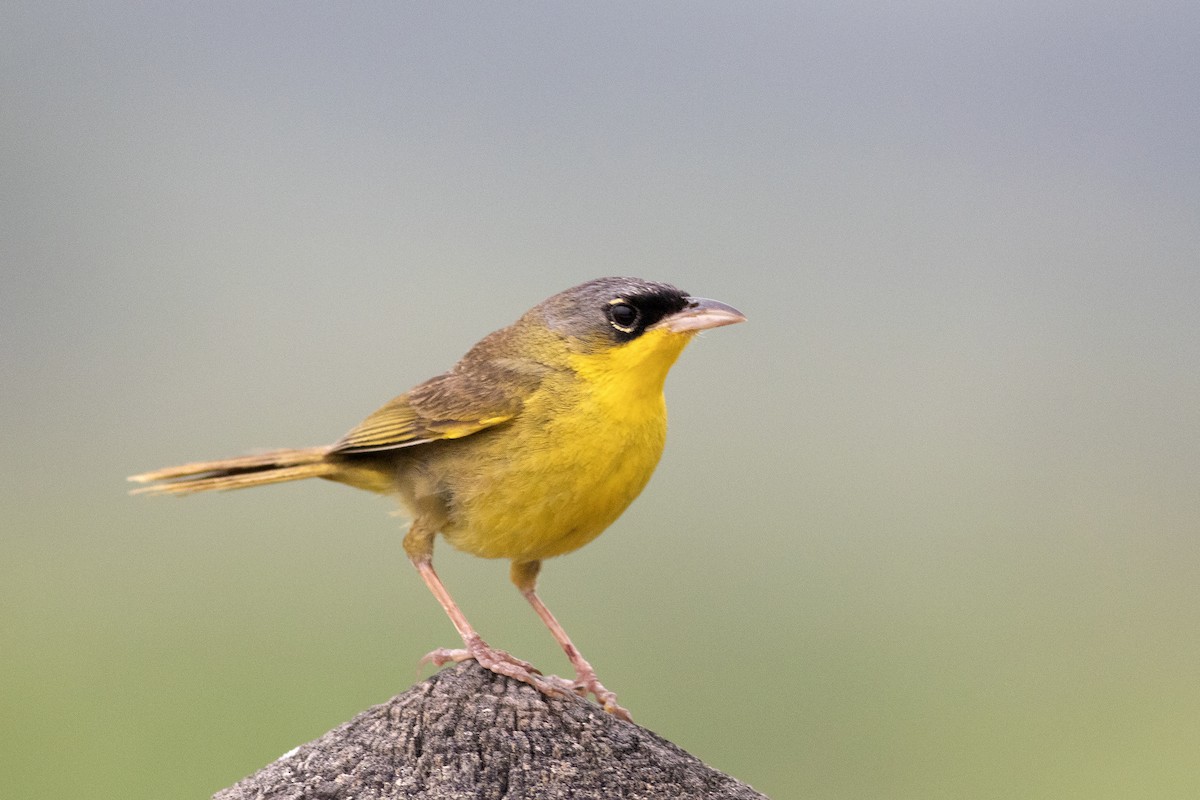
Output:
[{"xmin": 434, "ymin": 327, "xmax": 693, "ymax": 562}]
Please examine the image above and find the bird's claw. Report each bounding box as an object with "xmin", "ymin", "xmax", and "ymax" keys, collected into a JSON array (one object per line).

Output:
[
  {"xmin": 543, "ymin": 671, "xmax": 632, "ymax": 722},
  {"xmin": 421, "ymin": 638, "xmax": 573, "ymax": 698},
  {"xmin": 421, "ymin": 639, "xmax": 631, "ymax": 720}
]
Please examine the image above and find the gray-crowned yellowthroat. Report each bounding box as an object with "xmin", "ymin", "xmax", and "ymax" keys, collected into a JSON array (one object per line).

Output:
[{"xmin": 130, "ymin": 277, "xmax": 745, "ymax": 720}]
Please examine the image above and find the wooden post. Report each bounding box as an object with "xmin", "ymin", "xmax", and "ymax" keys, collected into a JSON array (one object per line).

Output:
[{"xmin": 214, "ymin": 661, "xmax": 768, "ymax": 799}]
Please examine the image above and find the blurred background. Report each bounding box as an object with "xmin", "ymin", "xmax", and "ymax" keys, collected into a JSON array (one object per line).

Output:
[{"xmin": 3, "ymin": 3, "xmax": 1198, "ymax": 798}]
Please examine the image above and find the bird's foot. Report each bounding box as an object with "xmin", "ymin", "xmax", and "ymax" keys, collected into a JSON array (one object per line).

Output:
[
  {"xmin": 544, "ymin": 668, "xmax": 632, "ymax": 722},
  {"xmin": 421, "ymin": 637, "xmax": 568, "ymax": 698}
]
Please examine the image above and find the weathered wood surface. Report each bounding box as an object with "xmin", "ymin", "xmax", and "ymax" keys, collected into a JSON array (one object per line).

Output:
[{"xmin": 214, "ymin": 661, "xmax": 768, "ymax": 799}]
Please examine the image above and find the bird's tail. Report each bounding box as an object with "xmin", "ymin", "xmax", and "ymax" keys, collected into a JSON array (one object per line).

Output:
[{"xmin": 128, "ymin": 447, "xmax": 337, "ymax": 496}]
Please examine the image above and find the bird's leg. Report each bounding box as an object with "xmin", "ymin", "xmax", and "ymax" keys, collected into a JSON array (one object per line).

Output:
[
  {"xmin": 511, "ymin": 560, "xmax": 632, "ymax": 721},
  {"xmin": 409, "ymin": 556, "xmax": 540, "ymax": 674},
  {"xmin": 403, "ymin": 523, "xmax": 562, "ymax": 695}
]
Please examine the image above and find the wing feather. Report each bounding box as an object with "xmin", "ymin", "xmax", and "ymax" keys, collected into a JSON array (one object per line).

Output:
[{"xmin": 330, "ymin": 359, "xmax": 541, "ymax": 455}]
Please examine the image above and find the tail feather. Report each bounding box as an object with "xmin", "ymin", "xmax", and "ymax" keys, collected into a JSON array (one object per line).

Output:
[{"xmin": 128, "ymin": 447, "xmax": 336, "ymax": 496}]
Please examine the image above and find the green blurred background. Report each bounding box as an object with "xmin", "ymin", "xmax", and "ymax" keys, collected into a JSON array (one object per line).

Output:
[{"xmin": 3, "ymin": 3, "xmax": 1198, "ymax": 798}]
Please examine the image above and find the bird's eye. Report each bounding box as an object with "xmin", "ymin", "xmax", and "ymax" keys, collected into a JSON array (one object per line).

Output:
[{"xmin": 607, "ymin": 301, "xmax": 641, "ymax": 333}]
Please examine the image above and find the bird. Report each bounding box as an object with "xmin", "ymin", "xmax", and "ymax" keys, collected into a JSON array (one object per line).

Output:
[{"xmin": 129, "ymin": 276, "xmax": 745, "ymax": 720}]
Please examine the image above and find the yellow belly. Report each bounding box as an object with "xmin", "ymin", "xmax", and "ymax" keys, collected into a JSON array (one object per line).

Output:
[
  {"xmin": 398, "ymin": 327, "xmax": 691, "ymax": 562},
  {"xmin": 431, "ymin": 386, "xmax": 668, "ymax": 561}
]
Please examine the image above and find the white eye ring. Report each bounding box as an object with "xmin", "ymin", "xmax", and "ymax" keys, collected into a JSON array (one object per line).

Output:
[{"xmin": 607, "ymin": 299, "xmax": 640, "ymax": 333}]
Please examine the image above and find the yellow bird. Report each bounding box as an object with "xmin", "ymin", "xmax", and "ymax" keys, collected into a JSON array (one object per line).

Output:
[{"xmin": 130, "ymin": 277, "xmax": 745, "ymax": 719}]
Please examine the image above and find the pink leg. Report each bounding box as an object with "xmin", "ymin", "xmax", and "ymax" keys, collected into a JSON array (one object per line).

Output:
[
  {"xmin": 408, "ymin": 554, "xmax": 563, "ymax": 697},
  {"xmin": 512, "ymin": 561, "xmax": 632, "ymax": 721}
]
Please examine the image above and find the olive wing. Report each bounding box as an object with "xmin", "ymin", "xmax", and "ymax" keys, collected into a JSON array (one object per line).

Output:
[{"xmin": 329, "ymin": 367, "xmax": 531, "ymax": 454}]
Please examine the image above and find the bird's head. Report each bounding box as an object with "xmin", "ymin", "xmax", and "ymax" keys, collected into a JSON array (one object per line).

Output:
[{"xmin": 531, "ymin": 277, "xmax": 745, "ymax": 393}]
